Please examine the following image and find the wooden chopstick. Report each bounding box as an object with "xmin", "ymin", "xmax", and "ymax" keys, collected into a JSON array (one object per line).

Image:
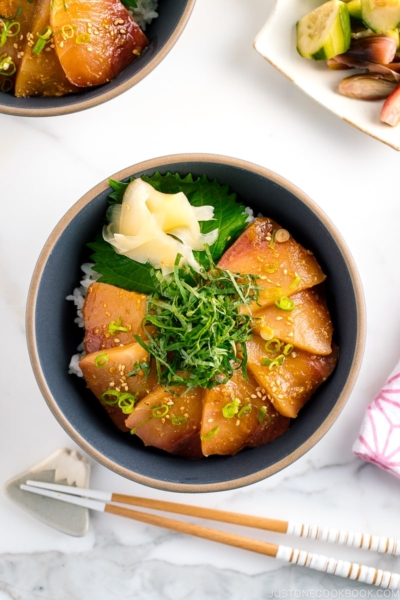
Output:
[
  {"xmin": 20, "ymin": 482, "xmax": 400, "ymax": 590},
  {"xmin": 24, "ymin": 480, "xmax": 400, "ymax": 556}
]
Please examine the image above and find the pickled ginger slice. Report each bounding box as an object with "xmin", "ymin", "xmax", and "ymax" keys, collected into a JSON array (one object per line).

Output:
[{"xmin": 103, "ymin": 178, "xmax": 218, "ymax": 274}]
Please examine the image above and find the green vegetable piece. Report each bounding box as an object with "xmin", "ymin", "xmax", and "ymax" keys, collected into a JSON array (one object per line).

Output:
[
  {"xmin": 296, "ymin": 0, "xmax": 351, "ymax": 60},
  {"xmin": 222, "ymin": 398, "xmax": 240, "ymax": 419},
  {"xmin": 238, "ymin": 404, "xmax": 252, "ymax": 418},
  {"xmin": 201, "ymin": 426, "xmax": 220, "ymax": 441},
  {"xmin": 361, "ymin": 0, "xmax": 400, "ymax": 32}
]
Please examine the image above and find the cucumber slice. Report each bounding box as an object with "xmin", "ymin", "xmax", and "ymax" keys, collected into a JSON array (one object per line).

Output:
[
  {"xmin": 296, "ymin": 0, "xmax": 351, "ymax": 60},
  {"xmin": 361, "ymin": 0, "xmax": 400, "ymax": 32},
  {"xmin": 348, "ymin": 0, "xmax": 362, "ymax": 19}
]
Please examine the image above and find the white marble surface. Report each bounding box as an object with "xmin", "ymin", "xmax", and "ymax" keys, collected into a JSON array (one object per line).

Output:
[{"xmin": 2, "ymin": 0, "xmax": 400, "ymax": 597}]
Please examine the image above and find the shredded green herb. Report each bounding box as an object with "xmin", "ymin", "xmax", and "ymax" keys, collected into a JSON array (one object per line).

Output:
[{"xmin": 133, "ymin": 248, "xmax": 259, "ymax": 392}]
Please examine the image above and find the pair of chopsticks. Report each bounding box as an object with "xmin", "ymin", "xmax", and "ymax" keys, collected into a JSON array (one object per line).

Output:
[{"xmin": 21, "ymin": 480, "xmax": 400, "ymax": 590}]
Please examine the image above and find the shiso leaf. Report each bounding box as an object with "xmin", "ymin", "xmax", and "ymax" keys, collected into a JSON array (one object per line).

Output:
[
  {"xmin": 89, "ymin": 172, "xmax": 250, "ymax": 293},
  {"xmin": 120, "ymin": 0, "xmax": 138, "ymax": 8}
]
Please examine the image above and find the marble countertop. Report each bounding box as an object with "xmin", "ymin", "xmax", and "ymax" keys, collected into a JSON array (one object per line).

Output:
[{"xmin": 2, "ymin": 0, "xmax": 400, "ymax": 598}]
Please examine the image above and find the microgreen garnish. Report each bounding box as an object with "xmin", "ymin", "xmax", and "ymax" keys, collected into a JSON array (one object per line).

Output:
[{"xmin": 134, "ymin": 248, "xmax": 259, "ymax": 392}]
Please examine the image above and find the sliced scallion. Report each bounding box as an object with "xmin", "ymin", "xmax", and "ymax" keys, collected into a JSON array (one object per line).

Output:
[
  {"xmin": 108, "ymin": 317, "xmax": 130, "ymax": 335},
  {"xmin": 238, "ymin": 404, "xmax": 252, "ymax": 418},
  {"xmin": 152, "ymin": 404, "xmax": 169, "ymax": 418},
  {"xmin": 283, "ymin": 343, "xmax": 294, "ymax": 356},
  {"xmin": 94, "ymin": 353, "xmax": 108, "ymax": 368},
  {"xmin": 76, "ymin": 33, "xmax": 90, "ymax": 44},
  {"xmin": 222, "ymin": 397, "xmax": 240, "ymax": 419},
  {"xmin": 290, "ymin": 275, "xmax": 302, "ymax": 289},
  {"xmin": 171, "ymin": 415, "xmax": 188, "ymax": 426},
  {"xmin": 101, "ymin": 389, "xmax": 120, "ymax": 405},
  {"xmin": 264, "ymin": 338, "xmax": 282, "ymax": 354},
  {"xmin": 274, "ymin": 296, "xmax": 295, "ymax": 312},
  {"xmin": 201, "ymin": 426, "xmax": 220, "ymax": 441},
  {"xmin": 118, "ymin": 392, "xmax": 137, "ymax": 414}
]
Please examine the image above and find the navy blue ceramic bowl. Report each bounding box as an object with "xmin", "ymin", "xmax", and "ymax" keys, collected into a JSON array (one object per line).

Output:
[
  {"xmin": 0, "ymin": 0, "xmax": 195, "ymax": 117},
  {"xmin": 26, "ymin": 154, "xmax": 365, "ymax": 492}
]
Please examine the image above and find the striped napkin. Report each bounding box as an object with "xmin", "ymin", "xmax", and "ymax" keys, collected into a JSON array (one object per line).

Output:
[{"xmin": 353, "ymin": 362, "xmax": 400, "ymax": 479}]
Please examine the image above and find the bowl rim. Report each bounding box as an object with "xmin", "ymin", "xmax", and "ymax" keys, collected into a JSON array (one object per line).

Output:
[
  {"xmin": 0, "ymin": 0, "xmax": 196, "ymax": 117},
  {"xmin": 26, "ymin": 153, "xmax": 366, "ymax": 492}
]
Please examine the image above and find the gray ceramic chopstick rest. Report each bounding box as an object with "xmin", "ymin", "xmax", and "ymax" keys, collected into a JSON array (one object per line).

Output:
[{"xmin": 3, "ymin": 448, "xmax": 90, "ymax": 536}]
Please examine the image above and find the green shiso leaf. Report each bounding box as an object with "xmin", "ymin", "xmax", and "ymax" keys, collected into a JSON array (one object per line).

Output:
[
  {"xmin": 88, "ymin": 234, "xmax": 159, "ymax": 295},
  {"xmin": 89, "ymin": 172, "xmax": 250, "ymax": 293},
  {"xmin": 120, "ymin": 0, "xmax": 138, "ymax": 9}
]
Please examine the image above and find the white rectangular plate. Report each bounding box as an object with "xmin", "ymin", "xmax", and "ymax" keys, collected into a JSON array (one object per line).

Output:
[{"xmin": 254, "ymin": 0, "xmax": 400, "ymax": 151}]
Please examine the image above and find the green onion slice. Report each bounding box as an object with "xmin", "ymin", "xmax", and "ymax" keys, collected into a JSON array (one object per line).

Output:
[
  {"xmin": 152, "ymin": 404, "xmax": 169, "ymax": 418},
  {"xmin": 32, "ymin": 37, "xmax": 47, "ymax": 55},
  {"xmin": 118, "ymin": 393, "xmax": 136, "ymax": 414},
  {"xmin": 201, "ymin": 426, "xmax": 220, "ymax": 441},
  {"xmin": 130, "ymin": 416, "xmax": 152, "ymax": 435},
  {"xmin": 274, "ymin": 296, "xmax": 295, "ymax": 312},
  {"xmin": 94, "ymin": 353, "xmax": 108, "ymax": 368},
  {"xmin": 264, "ymin": 263, "xmax": 278, "ymax": 274},
  {"xmin": 61, "ymin": 24, "xmax": 74, "ymax": 38},
  {"xmin": 108, "ymin": 317, "xmax": 130, "ymax": 335},
  {"xmin": 258, "ymin": 406, "xmax": 271, "ymax": 424},
  {"xmin": 38, "ymin": 25, "xmax": 53, "ymax": 40},
  {"xmin": 222, "ymin": 398, "xmax": 240, "ymax": 419},
  {"xmin": 269, "ymin": 230, "xmax": 276, "ymax": 249},
  {"xmin": 238, "ymin": 404, "xmax": 252, "ymax": 418},
  {"xmin": 101, "ymin": 389, "xmax": 120, "ymax": 405},
  {"xmin": 283, "ymin": 343, "xmax": 294, "ymax": 356},
  {"xmin": 290, "ymin": 276, "xmax": 302, "ymax": 289},
  {"xmin": 264, "ymin": 338, "xmax": 282, "ymax": 354},
  {"xmin": 171, "ymin": 415, "xmax": 188, "ymax": 426},
  {"xmin": 76, "ymin": 32, "xmax": 90, "ymax": 44}
]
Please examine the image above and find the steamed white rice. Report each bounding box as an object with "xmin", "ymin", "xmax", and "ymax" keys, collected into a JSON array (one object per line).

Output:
[
  {"xmin": 66, "ymin": 263, "xmax": 100, "ymax": 377},
  {"xmin": 129, "ymin": 0, "xmax": 159, "ymax": 30}
]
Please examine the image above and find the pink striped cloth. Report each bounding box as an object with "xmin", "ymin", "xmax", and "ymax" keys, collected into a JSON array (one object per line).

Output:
[{"xmin": 353, "ymin": 362, "xmax": 400, "ymax": 478}]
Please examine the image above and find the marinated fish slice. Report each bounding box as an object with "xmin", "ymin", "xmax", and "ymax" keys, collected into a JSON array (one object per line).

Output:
[
  {"xmin": 50, "ymin": 0, "xmax": 149, "ymax": 87},
  {"xmin": 218, "ymin": 218, "xmax": 326, "ymax": 313},
  {"xmin": 79, "ymin": 342, "xmax": 157, "ymax": 431},
  {"xmin": 82, "ymin": 282, "xmax": 148, "ymax": 354},
  {"xmin": 246, "ymin": 335, "xmax": 338, "ymax": 418},
  {"xmin": 15, "ymin": 0, "xmax": 79, "ymax": 97},
  {"xmin": 125, "ymin": 386, "xmax": 204, "ymax": 459},
  {"xmin": 0, "ymin": 0, "xmax": 37, "ymax": 94},
  {"xmin": 201, "ymin": 370, "xmax": 289, "ymax": 457},
  {"xmin": 253, "ymin": 287, "xmax": 333, "ymax": 356}
]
